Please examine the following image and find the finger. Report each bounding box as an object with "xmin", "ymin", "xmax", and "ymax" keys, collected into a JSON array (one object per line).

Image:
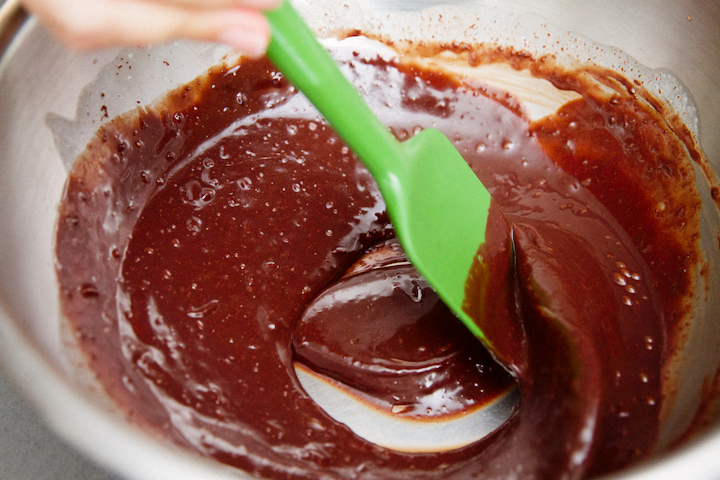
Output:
[
  {"xmin": 152, "ymin": 0, "xmax": 280, "ymax": 10},
  {"xmin": 22, "ymin": 0, "xmax": 274, "ymax": 56}
]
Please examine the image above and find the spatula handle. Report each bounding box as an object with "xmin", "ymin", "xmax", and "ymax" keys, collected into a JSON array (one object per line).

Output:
[{"xmin": 265, "ymin": 1, "xmax": 402, "ymax": 181}]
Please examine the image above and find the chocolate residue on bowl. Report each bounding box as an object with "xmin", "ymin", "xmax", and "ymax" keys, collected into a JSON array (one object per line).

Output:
[{"xmin": 55, "ymin": 38, "xmax": 706, "ymax": 479}]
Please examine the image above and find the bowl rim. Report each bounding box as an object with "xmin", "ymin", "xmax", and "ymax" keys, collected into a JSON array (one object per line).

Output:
[{"xmin": 2, "ymin": 2, "xmax": 720, "ymax": 479}]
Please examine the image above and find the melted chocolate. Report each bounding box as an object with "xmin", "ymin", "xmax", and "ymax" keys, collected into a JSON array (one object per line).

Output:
[
  {"xmin": 294, "ymin": 238, "xmax": 515, "ymax": 418},
  {"xmin": 56, "ymin": 46, "xmax": 703, "ymax": 479}
]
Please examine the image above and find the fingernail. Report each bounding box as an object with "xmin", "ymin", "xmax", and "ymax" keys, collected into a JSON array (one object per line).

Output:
[
  {"xmin": 238, "ymin": 0, "xmax": 283, "ymax": 10},
  {"xmin": 218, "ymin": 26, "xmax": 270, "ymax": 57}
]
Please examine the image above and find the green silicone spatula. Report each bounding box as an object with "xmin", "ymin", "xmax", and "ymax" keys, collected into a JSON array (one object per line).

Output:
[{"xmin": 265, "ymin": 1, "xmax": 496, "ymax": 343}]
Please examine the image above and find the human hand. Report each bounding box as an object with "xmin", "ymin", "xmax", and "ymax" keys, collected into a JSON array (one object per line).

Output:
[{"xmin": 20, "ymin": 0, "xmax": 281, "ymax": 56}]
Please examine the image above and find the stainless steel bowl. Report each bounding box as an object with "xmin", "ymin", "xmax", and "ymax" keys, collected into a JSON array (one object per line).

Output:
[{"xmin": 1, "ymin": 1, "xmax": 719, "ymax": 479}]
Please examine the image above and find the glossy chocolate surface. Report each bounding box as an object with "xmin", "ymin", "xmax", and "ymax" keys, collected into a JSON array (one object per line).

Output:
[{"xmin": 55, "ymin": 48, "xmax": 702, "ymax": 478}]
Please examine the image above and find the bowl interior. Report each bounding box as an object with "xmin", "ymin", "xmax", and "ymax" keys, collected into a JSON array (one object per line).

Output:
[{"xmin": 1, "ymin": 1, "xmax": 719, "ymax": 479}]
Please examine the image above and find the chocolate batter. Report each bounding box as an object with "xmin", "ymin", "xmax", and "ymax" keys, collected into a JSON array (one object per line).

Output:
[{"xmin": 55, "ymin": 43, "xmax": 705, "ymax": 479}]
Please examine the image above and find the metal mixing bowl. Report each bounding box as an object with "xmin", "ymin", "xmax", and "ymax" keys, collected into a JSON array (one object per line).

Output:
[{"xmin": 1, "ymin": 1, "xmax": 719, "ymax": 479}]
